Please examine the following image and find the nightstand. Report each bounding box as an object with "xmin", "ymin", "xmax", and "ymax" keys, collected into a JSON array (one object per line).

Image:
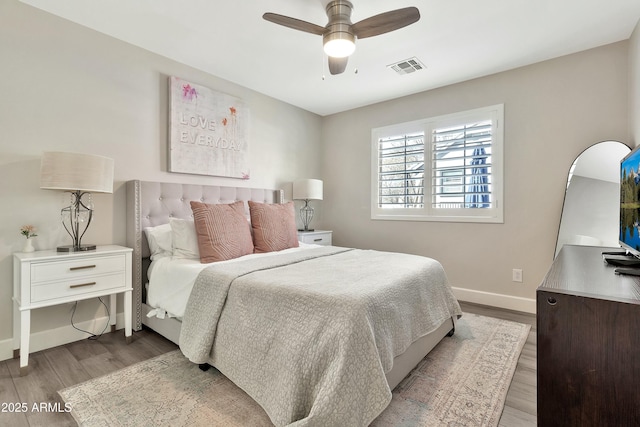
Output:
[
  {"xmin": 13, "ymin": 245, "xmax": 133, "ymax": 376},
  {"xmin": 297, "ymin": 230, "xmax": 332, "ymax": 246}
]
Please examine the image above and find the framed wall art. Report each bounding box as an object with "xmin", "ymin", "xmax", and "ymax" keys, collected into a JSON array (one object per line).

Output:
[{"xmin": 169, "ymin": 76, "xmax": 250, "ymax": 179}]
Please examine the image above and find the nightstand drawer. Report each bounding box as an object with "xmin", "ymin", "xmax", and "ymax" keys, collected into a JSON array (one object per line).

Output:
[
  {"xmin": 30, "ymin": 255, "xmax": 125, "ymax": 284},
  {"xmin": 30, "ymin": 272, "xmax": 126, "ymax": 303},
  {"xmin": 298, "ymin": 231, "xmax": 332, "ymax": 246}
]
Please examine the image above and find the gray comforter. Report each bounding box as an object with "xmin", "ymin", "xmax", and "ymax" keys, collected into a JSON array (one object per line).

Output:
[{"xmin": 180, "ymin": 246, "xmax": 462, "ymax": 426}]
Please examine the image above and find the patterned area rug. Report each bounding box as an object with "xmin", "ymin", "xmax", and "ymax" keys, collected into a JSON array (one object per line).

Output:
[{"xmin": 59, "ymin": 313, "xmax": 530, "ymax": 427}]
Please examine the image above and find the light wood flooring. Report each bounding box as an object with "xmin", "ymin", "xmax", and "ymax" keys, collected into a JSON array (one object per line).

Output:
[{"xmin": 0, "ymin": 302, "xmax": 536, "ymax": 426}]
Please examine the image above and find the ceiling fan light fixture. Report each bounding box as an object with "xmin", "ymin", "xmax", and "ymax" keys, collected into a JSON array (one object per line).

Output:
[
  {"xmin": 264, "ymin": 1, "xmax": 421, "ymax": 74},
  {"xmin": 323, "ymin": 32, "xmax": 355, "ymax": 58}
]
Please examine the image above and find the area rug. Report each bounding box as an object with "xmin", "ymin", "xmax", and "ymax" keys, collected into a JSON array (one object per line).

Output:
[{"xmin": 59, "ymin": 313, "xmax": 530, "ymax": 427}]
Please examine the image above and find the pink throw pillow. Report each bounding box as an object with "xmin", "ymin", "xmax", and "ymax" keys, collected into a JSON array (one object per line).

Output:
[
  {"xmin": 190, "ymin": 200, "xmax": 254, "ymax": 263},
  {"xmin": 249, "ymin": 201, "xmax": 299, "ymax": 253}
]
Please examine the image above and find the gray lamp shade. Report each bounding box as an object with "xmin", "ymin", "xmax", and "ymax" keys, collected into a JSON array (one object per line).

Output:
[
  {"xmin": 40, "ymin": 152, "xmax": 114, "ymax": 193},
  {"xmin": 293, "ymin": 179, "xmax": 323, "ymax": 200}
]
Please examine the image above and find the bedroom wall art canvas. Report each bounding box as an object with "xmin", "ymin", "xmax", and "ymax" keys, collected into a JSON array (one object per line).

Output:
[{"xmin": 169, "ymin": 76, "xmax": 249, "ymax": 179}]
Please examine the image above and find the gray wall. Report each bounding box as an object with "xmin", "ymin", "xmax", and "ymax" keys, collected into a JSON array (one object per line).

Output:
[{"xmin": 321, "ymin": 42, "xmax": 629, "ymax": 311}]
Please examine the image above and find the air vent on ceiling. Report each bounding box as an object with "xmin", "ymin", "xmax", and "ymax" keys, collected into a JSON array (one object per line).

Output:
[{"xmin": 388, "ymin": 57, "xmax": 425, "ymax": 75}]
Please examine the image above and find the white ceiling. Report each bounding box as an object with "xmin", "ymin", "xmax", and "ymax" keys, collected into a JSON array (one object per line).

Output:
[{"xmin": 20, "ymin": 0, "xmax": 640, "ymax": 116}]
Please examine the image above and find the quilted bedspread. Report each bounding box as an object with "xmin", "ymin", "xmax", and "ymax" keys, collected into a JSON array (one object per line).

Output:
[{"xmin": 179, "ymin": 246, "xmax": 462, "ymax": 427}]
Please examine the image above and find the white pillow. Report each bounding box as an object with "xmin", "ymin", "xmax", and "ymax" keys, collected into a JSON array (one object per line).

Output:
[
  {"xmin": 170, "ymin": 218, "xmax": 200, "ymax": 259},
  {"xmin": 144, "ymin": 223, "xmax": 173, "ymax": 261}
]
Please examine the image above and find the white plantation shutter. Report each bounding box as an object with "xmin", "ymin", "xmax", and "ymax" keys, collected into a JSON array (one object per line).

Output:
[
  {"xmin": 371, "ymin": 105, "xmax": 503, "ymax": 223},
  {"xmin": 431, "ymin": 120, "xmax": 493, "ymax": 209},
  {"xmin": 377, "ymin": 132, "xmax": 425, "ymax": 209}
]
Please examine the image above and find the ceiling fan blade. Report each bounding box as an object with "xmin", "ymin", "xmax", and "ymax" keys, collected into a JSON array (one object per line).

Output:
[
  {"xmin": 328, "ymin": 56, "xmax": 348, "ymax": 75},
  {"xmin": 352, "ymin": 7, "xmax": 420, "ymax": 39},
  {"xmin": 262, "ymin": 13, "xmax": 325, "ymax": 35}
]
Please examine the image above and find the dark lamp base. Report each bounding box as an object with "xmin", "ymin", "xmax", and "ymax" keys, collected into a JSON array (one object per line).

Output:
[
  {"xmin": 57, "ymin": 244, "xmax": 97, "ymax": 253},
  {"xmin": 298, "ymin": 229, "xmax": 315, "ymax": 232}
]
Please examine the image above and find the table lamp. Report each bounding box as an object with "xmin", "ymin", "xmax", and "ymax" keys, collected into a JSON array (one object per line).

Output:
[
  {"xmin": 293, "ymin": 179, "xmax": 323, "ymax": 232},
  {"xmin": 40, "ymin": 152, "xmax": 114, "ymax": 252}
]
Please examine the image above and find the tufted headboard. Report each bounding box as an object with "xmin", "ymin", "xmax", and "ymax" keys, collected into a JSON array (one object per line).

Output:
[{"xmin": 126, "ymin": 180, "xmax": 280, "ymax": 330}]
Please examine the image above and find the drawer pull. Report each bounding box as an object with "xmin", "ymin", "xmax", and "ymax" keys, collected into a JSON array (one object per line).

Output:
[
  {"xmin": 69, "ymin": 282, "xmax": 97, "ymax": 289},
  {"xmin": 69, "ymin": 265, "xmax": 96, "ymax": 271},
  {"xmin": 547, "ymin": 297, "xmax": 557, "ymax": 306},
  {"xmin": 314, "ymin": 238, "xmax": 323, "ymax": 242}
]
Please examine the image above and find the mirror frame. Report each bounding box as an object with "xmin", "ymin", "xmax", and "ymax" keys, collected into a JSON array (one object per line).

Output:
[{"xmin": 555, "ymin": 140, "xmax": 631, "ymax": 258}]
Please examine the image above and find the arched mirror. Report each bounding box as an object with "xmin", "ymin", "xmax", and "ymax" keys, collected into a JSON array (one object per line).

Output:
[{"xmin": 555, "ymin": 141, "xmax": 631, "ymax": 258}]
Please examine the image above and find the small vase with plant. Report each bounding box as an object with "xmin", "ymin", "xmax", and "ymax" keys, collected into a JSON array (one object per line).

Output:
[{"xmin": 20, "ymin": 225, "xmax": 37, "ymax": 252}]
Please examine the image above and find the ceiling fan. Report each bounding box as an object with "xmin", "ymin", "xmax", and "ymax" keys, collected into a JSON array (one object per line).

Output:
[{"xmin": 263, "ymin": 0, "xmax": 420, "ymax": 75}]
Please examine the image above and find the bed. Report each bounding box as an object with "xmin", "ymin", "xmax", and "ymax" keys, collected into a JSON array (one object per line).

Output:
[{"xmin": 126, "ymin": 179, "xmax": 462, "ymax": 426}]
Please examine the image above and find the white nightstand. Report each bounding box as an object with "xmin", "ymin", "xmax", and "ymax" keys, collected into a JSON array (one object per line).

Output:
[
  {"xmin": 13, "ymin": 245, "xmax": 133, "ymax": 376},
  {"xmin": 297, "ymin": 230, "xmax": 332, "ymax": 246}
]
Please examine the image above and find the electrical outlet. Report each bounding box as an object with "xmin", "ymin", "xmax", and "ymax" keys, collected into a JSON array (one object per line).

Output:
[{"xmin": 512, "ymin": 268, "xmax": 523, "ymax": 283}]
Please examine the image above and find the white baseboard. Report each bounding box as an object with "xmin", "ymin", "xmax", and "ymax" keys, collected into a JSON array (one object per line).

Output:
[
  {"xmin": 0, "ymin": 312, "xmax": 125, "ymax": 363},
  {"xmin": 452, "ymin": 286, "xmax": 536, "ymax": 314}
]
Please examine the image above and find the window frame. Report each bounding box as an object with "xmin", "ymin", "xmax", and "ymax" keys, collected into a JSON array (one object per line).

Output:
[{"xmin": 370, "ymin": 104, "xmax": 504, "ymax": 223}]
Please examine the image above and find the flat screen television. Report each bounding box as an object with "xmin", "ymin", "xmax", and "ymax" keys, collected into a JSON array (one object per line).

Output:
[{"xmin": 619, "ymin": 144, "xmax": 640, "ymax": 258}]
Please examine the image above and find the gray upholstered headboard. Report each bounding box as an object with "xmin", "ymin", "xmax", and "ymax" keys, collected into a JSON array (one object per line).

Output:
[{"xmin": 126, "ymin": 180, "xmax": 279, "ymax": 330}]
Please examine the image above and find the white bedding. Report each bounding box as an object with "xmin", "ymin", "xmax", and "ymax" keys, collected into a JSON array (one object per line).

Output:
[{"xmin": 146, "ymin": 242, "xmax": 321, "ymax": 319}]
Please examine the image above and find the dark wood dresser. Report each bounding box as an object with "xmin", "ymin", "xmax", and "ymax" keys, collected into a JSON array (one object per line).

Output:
[{"xmin": 537, "ymin": 245, "xmax": 640, "ymax": 426}]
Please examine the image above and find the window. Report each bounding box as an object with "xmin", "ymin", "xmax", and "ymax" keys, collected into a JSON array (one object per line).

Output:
[{"xmin": 371, "ymin": 104, "xmax": 503, "ymax": 223}]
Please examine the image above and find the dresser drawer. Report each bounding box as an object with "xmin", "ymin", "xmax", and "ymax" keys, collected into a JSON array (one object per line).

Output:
[
  {"xmin": 30, "ymin": 272, "xmax": 126, "ymax": 303},
  {"xmin": 299, "ymin": 232, "xmax": 332, "ymax": 246},
  {"xmin": 30, "ymin": 255, "xmax": 125, "ymax": 284}
]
